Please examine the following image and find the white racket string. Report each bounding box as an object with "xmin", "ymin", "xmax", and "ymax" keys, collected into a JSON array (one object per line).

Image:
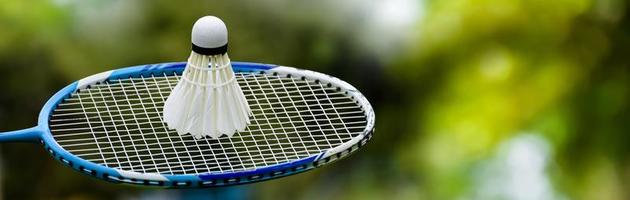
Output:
[{"xmin": 49, "ymin": 72, "xmax": 368, "ymax": 175}]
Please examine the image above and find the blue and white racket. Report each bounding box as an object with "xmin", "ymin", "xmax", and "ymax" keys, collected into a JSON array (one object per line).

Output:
[{"xmin": 0, "ymin": 62, "xmax": 375, "ymax": 187}]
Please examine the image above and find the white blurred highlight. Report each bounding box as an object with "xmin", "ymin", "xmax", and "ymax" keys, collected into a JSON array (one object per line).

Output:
[
  {"xmin": 360, "ymin": 0, "xmax": 423, "ymax": 60},
  {"xmin": 469, "ymin": 134, "xmax": 566, "ymax": 200}
]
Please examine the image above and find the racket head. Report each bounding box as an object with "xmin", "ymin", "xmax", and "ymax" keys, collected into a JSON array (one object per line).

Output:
[{"xmin": 35, "ymin": 62, "xmax": 375, "ymax": 187}]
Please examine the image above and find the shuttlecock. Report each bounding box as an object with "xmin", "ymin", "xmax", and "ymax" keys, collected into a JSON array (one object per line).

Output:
[{"xmin": 163, "ymin": 16, "xmax": 252, "ymax": 139}]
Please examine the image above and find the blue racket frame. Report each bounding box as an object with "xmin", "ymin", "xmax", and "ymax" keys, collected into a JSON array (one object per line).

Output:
[{"xmin": 0, "ymin": 62, "xmax": 375, "ymax": 187}]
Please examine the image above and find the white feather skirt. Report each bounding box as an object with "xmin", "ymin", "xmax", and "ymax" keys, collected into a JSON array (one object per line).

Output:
[{"xmin": 163, "ymin": 52, "xmax": 252, "ymax": 139}]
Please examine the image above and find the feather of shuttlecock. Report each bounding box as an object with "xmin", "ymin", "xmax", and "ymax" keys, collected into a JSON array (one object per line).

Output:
[{"xmin": 163, "ymin": 16, "xmax": 251, "ymax": 139}]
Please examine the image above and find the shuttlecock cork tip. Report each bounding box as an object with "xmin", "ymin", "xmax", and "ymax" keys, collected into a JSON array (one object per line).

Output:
[{"xmin": 191, "ymin": 16, "xmax": 228, "ymax": 55}]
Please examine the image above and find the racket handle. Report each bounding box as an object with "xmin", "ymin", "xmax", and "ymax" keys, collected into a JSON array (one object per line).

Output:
[{"xmin": 0, "ymin": 127, "xmax": 41, "ymax": 143}]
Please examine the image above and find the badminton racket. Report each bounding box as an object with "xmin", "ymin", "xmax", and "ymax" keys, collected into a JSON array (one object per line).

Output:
[{"xmin": 0, "ymin": 62, "xmax": 375, "ymax": 187}]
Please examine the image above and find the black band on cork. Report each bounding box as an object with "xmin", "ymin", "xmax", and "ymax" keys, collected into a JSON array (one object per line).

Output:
[{"xmin": 192, "ymin": 43, "xmax": 228, "ymax": 55}]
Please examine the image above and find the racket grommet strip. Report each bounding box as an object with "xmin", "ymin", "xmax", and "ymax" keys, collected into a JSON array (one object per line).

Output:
[
  {"xmin": 175, "ymin": 181, "xmax": 192, "ymax": 187},
  {"xmin": 79, "ymin": 166, "xmax": 96, "ymax": 176},
  {"xmin": 103, "ymin": 174, "xmax": 123, "ymax": 183},
  {"xmin": 60, "ymin": 157, "xmax": 72, "ymax": 167},
  {"xmin": 248, "ymin": 175, "xmax": 262, "ymax": 180},
  {"xmin": 146, "ymin": 181, "xmax": 162, "ymax": 186},
  {"xmin": 271, "ymin": 170, "xmax": 285, "ymax": 176},
  {"xmin": 47, "ymin": 148, "xmax": 55, "ymax": 156},
  {"xmin": 225, "ymin": 178, "xmax": 240, "ymax": 184},
  {"xmin": 201, "ymin": 180, "xmax": 215, "ymax": 186},
  {"xmin": 294, "ymin": 165, "xmax": 307, "ymax": 171}
]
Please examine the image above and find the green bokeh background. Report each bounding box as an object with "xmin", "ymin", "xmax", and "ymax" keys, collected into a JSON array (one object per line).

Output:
[{"xmin": 0, "ymin": 0, "xmax": 628, "ymax": 199}]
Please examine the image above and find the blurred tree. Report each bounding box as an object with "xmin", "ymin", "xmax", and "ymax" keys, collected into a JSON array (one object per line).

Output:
[{"xmin": 0, "ymin": 0, "xmax": 628, "ymax": 199}]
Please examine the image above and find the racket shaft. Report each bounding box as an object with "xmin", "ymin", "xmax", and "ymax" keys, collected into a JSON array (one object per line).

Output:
[{"xmin": 0, "ymin": 127, "xmax": 41, "ymax": 143}]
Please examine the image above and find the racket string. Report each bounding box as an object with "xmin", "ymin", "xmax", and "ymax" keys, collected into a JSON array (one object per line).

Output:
[
  {"xmin": 50, "ymin": 72, "xmax": 367, "ymax": 175},
  {"xmin": 244, "ymin": 73, "xmax": 292, "ymax": 163}
]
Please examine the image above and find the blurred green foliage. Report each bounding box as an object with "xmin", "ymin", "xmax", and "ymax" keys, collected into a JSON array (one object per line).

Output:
[{"xmin": 0, "ymin": 0, "xmax": 628, "ymax": 199}]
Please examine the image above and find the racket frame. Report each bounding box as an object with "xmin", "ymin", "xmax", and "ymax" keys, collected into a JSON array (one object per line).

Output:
[{"xmin": 0, "ymin": 62, "xmax": 375, "ymax": 187}]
